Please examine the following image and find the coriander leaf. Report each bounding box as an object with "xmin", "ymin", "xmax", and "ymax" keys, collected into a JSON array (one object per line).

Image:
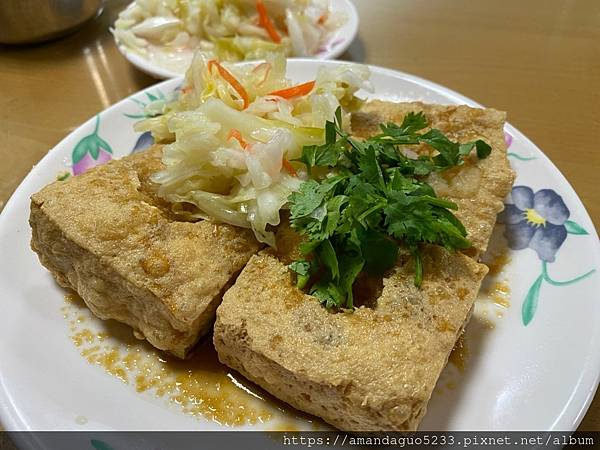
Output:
[
  {"xmin": 475, "ymin": 140, "xmax": 492, "ymax": 159},
  {"xmin": 294, "ymin": 145, "xmax": 317, "ymax": 171},
  {"xmin": 316, "ymin": 239, "xmax": 339, "ymax": 280},
  {"xmin": 383, "ymin": 111, "xmax": 428, "ymax": 136},
  {"xmin": 337, "ymin": 252, "xmax": 365, "ymax": 308},
  {"xmin": 323, "ymin": 195, "xmax": 348, "ymax": 238},
  {"xmin": 289, "ymin": 106, "xmax": 492, "ymax": 309},
  {"xmin": 420, "ymin": 129, "xmax": 461, "ymax": 167},
  {"xmin": 346, "ymin": 181, "xmax": 385, "ymax": 229},
  {"xmin": 413, "ymin": 247, "xmax": 423, "ymax": 287},
  {"xmin": 289, "ymin": 180, "xmax": 324, "ymax": 219},
  {"xmin": 299, "ymin": 240, "xmax": 321, "ymax": 254},
  {"xmin": 435, "ymin": 207, "xmax": 467, "ymax": 235},
  {"xmin": 359, "ymin": 229, "xmax": 398, "ymax": 274},
  {"xmin": 377, "ymin": 142, "xmax": 403, "ymax": 165},
  {"xmin": 289, "ymin": 260, "xmax": 311, "ymax": 289},
  {"xmin": 334, "ymin": 106, "xmax": 343, "ymax": 131},
  {"xmin": 422, "ymin": 195, "xmax": 459, "ymax": 210},
  {"xmin": 289, "ymin": 260, "xmax": 310, "ymax": 276},
  {"xmin": 412, "ymin": 158, "xmax": 437, "ymax": 176},
  {"xmin": 358, "ymin": 146, "xmax": 386, "ymax": 190},
  {"xmin": 325, "ymin": 119, "xmax": 336, "ymax": 144},
  {"xmin": 399, "ymin": 111, "xmax": 428, "ymax": 134},
  {"xmin": 315, "ymin": 142, "xmax": 344, "ymax": 167},
  {"xmin": 458, "ymin": 139, "xmax": 491, "ymax": 159},
  {"xmin": 459, "ymin": 142, "xmax": 476, "ymax": 157},
  {"xmin": 289, "ymin": 175, "xmax": 350, "ymax": 241},
  {"xmin": 311, "ymin": 281, "xmax": 344, "ymax": 309},
  {"xmin": 294, "ymin": 141, "xmax": 345, "ymax": 173}
]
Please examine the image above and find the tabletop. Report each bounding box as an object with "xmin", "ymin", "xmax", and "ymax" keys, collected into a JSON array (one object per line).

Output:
[{"xmin": 0, "ymin": 0, "xmax": 598, "ymax": 431}]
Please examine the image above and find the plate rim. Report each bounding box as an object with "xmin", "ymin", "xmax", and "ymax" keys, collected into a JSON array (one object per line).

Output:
[
  {"xmin": 1, "ymin": 59, "xmax": 599, "ymax": 431},
  {"xmin": 113, "ymin": 0, "xmax": 360, "ymax": 79}
]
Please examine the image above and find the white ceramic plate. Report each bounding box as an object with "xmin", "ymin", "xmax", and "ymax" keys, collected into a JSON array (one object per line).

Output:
[
  {"xmin": 1, "ymin": 60, "xmax": 599, "ymax": 434},
  {"xmin": 114, "ymin": 0, "xmax": 359, "ymax": 79}
]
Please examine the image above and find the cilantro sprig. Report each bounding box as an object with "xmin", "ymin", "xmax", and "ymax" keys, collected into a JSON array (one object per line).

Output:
[{"xmin": 287, "ymin": 108, "xmax": 491, "ymax": 310}]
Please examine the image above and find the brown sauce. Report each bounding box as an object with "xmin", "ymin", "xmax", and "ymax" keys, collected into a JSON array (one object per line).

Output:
[
  {"xmin": 448, "ymin": 334, "xmax": 469, "ymax": 373},
  {"xmin": 486, "ymin": 250, "xmax": 512, "ymax": 276},
  {"xmin": 63, "ymin": 294, "xmax": 276, "ymax": 426},
  {"xmin": 489, "ymin": 281, "xmax": 511, "ymax": 309},
  {"xmin": 479, "ymin": 279, "xmax": 511, "ymax": 318},
  {"xmin": 478, "ymin": 227, "xmax": 512, "ymax": 322}
]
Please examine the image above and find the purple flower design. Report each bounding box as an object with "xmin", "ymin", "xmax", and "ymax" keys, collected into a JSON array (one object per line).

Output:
[
  {"xmin": 131, "ymin": 131, "xmax": 154, "ymax": 154},
  {"xmin": 499, "ymin": 186, "xmax": 570, "ymax": 262},
  {"xmin": 73, "ymin": 149, "xmax": 112, "ymax": 175},
  {"xmin": 71, "ymin": 115, "xmax": 113, "ymax": 175},
  {"xmin": 504, "ymin": 131, "xmax": 513, "ymax": 148},
  {"xmin": 498, "ymin": 185, "xmax": 594, "ymax": 326}
]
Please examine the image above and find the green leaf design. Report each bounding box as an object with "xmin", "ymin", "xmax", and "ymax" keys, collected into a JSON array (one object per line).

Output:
[
  {"xmin": 507, "ymin": 152, "xmax": 537, "ymax": 161},
  {"xmin": 89, "ymin": 138, "xmax": 100, "ymax": 159},
  {"xmin": 71, "ymin": 116, "xmax": 113, "ymax": 163},
  {"xmin": 91, "ymin": 439, "xmax": 115, "ymax": 450},
  {"xmin": 126, "ymin": 89, "xmax": 165, "ymax": 119},
  {"xmin": 564, "ymin": 220, "xmax": 588, "ymax": 235},
  {"xmin": 123, "ymin": 113, "xmax": 147, "ymax": 119},
  {"xmin": 541, "ymin": 260, "xmax": 595, "ymax": 286},
  {"xmin": 72, "ymin": 136, "xmax": 92, "ymax": 164},
  {"xmin": 96, "ymin": 135, "xmax": 113, "ymax": 155},
  {"xmin": 130, "ymin": 97, "xmax": 146, "ymax": 108},
  {"xmin": 522, "ymin": 274, "xmax": 543, "ymax": 326}
]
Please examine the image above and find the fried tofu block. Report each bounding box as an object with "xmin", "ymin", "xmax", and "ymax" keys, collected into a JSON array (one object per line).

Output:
[
  {"xmin": 30, "ymin": 145, "xmax": 260, "ymax": 358},
  {"xmin": 352, "ymin": 101, "xmax": 515, "ymax": 256},
  {"xmin": 214, "ymin": 102, "xmax": 514, "ymax": 430},
  {"xmin": 214, "ymin": 248, "xmax": 488, "ymax": 431}
]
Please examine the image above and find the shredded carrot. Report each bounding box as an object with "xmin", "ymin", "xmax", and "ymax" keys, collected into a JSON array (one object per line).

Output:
[
  {"xmin": 227, "ymin": 129, "xmax": 249, "ymax": 150},
  {"xmin": 208, "ymin": 60, "xmax": 250, "ymax": 109},
  {"xmin": 256, "ymin": 0, "xmax": 281, "ymax": 43},
  {"xmin": 252, "ymin": 62, "xmax": 272, "ymax": 87},
  {"xmin": 282, "ymin": 158, "xmax": 297, "ymax": 176},
  {"xmin": 318, "ymin": 13, "xmax": 328, "ymax": 25},
  {"xmin": 268, "ymin": 80, "xmax": 316, "ymax": 99},
  {"xmin": 181, "ymin": 85, "xmax": 193, "ymax": 94}
]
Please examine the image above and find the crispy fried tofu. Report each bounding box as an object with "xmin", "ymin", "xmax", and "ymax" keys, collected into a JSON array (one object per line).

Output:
[
  {"xmin": 214, "ymin": 102, "xmax": 514, "ymax": 431},
  {"xmin": 214, "ymin": 248, "xmax": 487, "ymax": 431},
  {"xmin": 30, "ymin": 145, "xmax": 261, "ymax": 358},
  {"xmin": 352, "ymin": 101, "xmax": 515, "ymax": 256}
]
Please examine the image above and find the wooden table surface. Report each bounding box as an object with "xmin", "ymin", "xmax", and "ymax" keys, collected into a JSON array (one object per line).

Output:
[{"xmin": 0, "ymin": 0, "xmax": 598, "ymax": 431}]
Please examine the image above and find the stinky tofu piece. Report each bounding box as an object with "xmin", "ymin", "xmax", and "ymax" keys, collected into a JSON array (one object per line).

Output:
[
  {"xmin": 30, "ymin": 145, "xmax": 260, "ymax": 358},
  {"xmin": 214, "ymin": 246, "xmax": 487, "ymax": 431}
]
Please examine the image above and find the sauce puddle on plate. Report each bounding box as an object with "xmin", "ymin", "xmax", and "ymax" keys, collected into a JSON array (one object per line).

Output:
[
  {"xmin": 62, "ymin": 294, "xmax": 321, "ymax": 429},
  {"xmin": 436, "ymin": 225, "xmax": 513, "ymax": 394},
  {"xmin": 477, "ymin": 225, "xmax": 512, "ymax": 324},
  {"xmin": 448, "ymin": 334, "xmax": 469, "ymax": 374}
]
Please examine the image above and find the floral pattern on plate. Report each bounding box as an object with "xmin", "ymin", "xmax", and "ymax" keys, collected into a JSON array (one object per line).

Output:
[
  {"xmin": 70, "ymin": 116, "xmax": 113, "ymax": 175},
  {"xmin": 505, "ymin": 131, "xmax": 536, "ymax": 161},
  {"xmin": 499, "ymin": 186, "xmax": 596, "ymax": 325}
]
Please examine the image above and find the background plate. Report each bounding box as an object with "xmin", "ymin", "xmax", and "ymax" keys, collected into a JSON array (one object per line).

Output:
[{"xmin": 114, "ymin": 0, "xmax": 359, "ymax": 79}]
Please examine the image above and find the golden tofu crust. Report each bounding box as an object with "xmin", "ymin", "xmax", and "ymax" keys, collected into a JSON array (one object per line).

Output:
[
  {"xmin": 214, "ymin": 248, "xmax": 487, "ymax": 431},
  {"xmin": 30, "ymin": 145, "xmax": 261, "ymax": 358}
]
